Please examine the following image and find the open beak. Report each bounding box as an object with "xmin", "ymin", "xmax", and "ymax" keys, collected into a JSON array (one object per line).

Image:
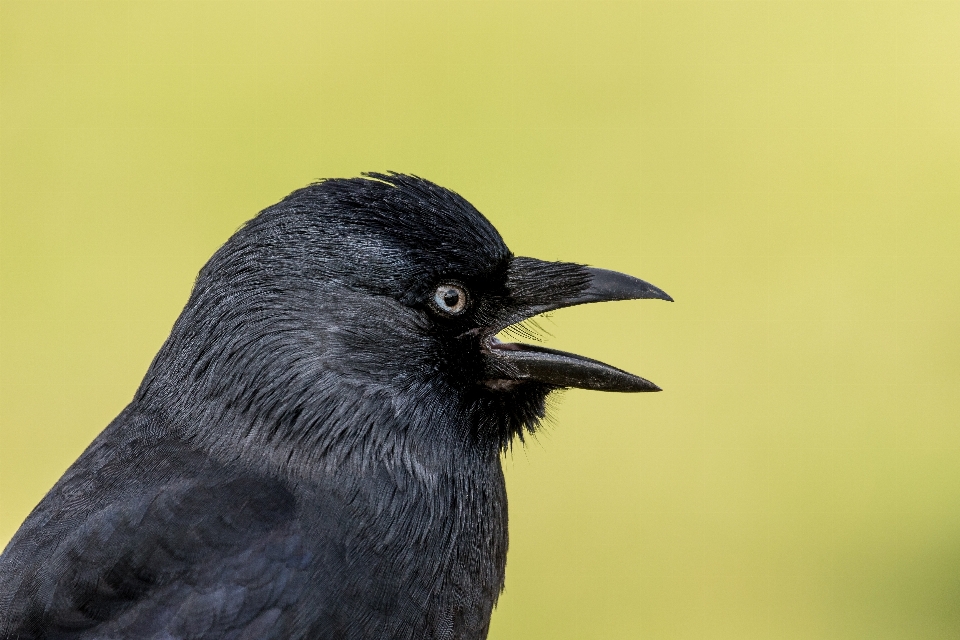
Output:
[{"xmin": 482, "ymin": 258, "xmax": 672, "ymax": 393}]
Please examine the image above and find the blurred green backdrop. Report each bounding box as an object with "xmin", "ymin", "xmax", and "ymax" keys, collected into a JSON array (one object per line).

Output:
[{"xmin": 2, "ymin": 1, "xmax": 959, "ymax": 638}]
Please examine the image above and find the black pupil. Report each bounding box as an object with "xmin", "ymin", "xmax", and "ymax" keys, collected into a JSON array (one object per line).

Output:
[{"xmin": 443, "ymin": 289, "xmax": 460, "ymax": 308}]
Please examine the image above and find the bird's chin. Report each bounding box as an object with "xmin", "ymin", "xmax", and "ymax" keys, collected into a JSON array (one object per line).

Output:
[{"xmin": 480, "ymin": 335, "xmax": 660, "ymax": 393}]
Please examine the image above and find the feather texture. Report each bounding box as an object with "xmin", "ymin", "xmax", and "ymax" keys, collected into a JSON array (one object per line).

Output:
[{"xmin": 0, "ymin": 174, "xmax": 602, "ymax": 639}]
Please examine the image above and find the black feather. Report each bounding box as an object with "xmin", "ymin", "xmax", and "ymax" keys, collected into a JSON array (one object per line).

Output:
[{"xmin": 0, "ymin": 174, "xmax": 602, "ymax": 640}]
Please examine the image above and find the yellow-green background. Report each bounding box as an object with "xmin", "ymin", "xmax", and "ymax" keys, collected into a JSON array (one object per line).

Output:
[{"xmin": 2, "ymin": 1, "xmax": 959, "ymax": 637}]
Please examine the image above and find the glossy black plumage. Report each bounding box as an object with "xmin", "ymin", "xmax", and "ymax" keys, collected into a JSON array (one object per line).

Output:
[{"xmin": 0, "ymin": 174, "xmax": 670, "ymax": 639}]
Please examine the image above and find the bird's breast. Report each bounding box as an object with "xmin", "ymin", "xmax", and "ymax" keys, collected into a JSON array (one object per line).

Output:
[{"xmin": 294, "ymin": 453, "xmax": 508, "ymax": 640}]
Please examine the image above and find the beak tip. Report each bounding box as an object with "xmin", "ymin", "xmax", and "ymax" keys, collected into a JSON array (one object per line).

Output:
[
  {"xmin": 634, "ymin": 379, "xmax": 662, "ymax": 392},
  {"xmin": 644, "ymin": 283, "xmax": 673, "ymax": 303},
  {"xmin": 582, "ymin": 267, "xmax": 672, "ymax": 304}
]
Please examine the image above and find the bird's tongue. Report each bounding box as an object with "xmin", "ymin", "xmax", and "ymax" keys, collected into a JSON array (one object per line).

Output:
[
  {"xmin": 484, "ymin": 337, "xmax": 660, "ymax": 393},
  {"xmin": 485, "ymin": 337, "xmax": 526, "ymax": 351}
]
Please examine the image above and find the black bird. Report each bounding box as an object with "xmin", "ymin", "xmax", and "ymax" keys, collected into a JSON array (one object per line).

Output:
[{"xmin": 0, "ymin": 174, "xmax": 671, "ymax": 640}]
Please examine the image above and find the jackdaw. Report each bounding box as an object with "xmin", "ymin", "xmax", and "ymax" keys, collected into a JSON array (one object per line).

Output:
[{"xmin": 0, "ymin": 173, "xmax": 671, "ymax": 639}]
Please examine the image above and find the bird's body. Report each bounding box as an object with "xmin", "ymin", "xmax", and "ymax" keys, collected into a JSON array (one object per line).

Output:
[
  {"xmin": 1, "ymin": 408, "xmax": 505, "ymax": 639},
  {"xmin": 0, "ymin": 175, "xmax": 669, "ymax": 639}
]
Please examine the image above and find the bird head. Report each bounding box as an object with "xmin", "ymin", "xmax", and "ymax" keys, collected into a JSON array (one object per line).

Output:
[{"xmin": 142, "ymin": 174, "xmax": 670, "ymax": 456}]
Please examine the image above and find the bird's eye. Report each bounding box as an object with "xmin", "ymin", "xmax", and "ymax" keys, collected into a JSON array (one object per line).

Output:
[{"xmin": 432, "ymin": 283, "xmax": 468, "ymax": 315}]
